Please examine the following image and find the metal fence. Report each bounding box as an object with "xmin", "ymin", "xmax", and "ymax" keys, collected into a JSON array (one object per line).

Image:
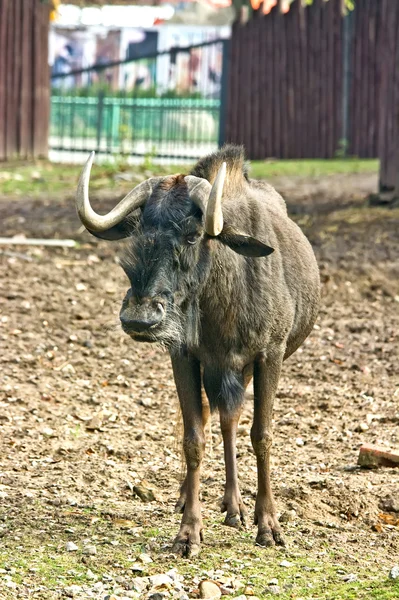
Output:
[{"xmin": 50, "ymin": 39, "xmax": 228, "ymax": 161}]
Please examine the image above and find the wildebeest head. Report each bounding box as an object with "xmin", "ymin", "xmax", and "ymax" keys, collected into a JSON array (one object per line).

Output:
[{"xmin": 76, "ymin": 153, "xmax": 274, "ymax": 348}]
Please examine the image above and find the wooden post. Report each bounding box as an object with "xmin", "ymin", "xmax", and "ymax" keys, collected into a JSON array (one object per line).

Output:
[{"xmin": 0, "ymin": 0, "xmax": 50, "ymax": 160}]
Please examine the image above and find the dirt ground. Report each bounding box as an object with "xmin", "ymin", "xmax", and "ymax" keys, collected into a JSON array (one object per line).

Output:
[{"xmin": 0, "ymin": 172, "xmax": 399, "ymax": 599}]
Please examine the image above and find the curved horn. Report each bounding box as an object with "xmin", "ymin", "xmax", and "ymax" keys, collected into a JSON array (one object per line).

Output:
[
  {"xmin": 184, "ymin": 176, "xmax": 211, "ymax": 215},
  {"xmin": 205, "ymin": 162, "xmax": 226, "ymax": 236},
  {"xmin": 76, "ymin": 152, "xmax": 163, "ymax": 234},
  {"xmin": 184, "ymin": 162, "xmax": 226, "ymax": 237}
]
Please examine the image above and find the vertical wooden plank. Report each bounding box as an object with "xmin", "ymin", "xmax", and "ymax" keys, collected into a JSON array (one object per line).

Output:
[
  {"xmin": 271, "ymin": 4, "xmax": 281, "ymax": 158},
  {"xmin": 299, "ymin": 0, "xmax": 308, "ymax": 157},
  {"xmin": 264, "ymin": 10, "xmax": 273, "ymax": 158},
  {"xmin": 0, "ymin": 0, "xmax": 9, "ymax": 159},
  {"xmin": 5, "ymin": 0, "xmax": 16, "ymax": 156},
  {"xmin": 334, "ymin": 0, "xmax": 343, "ymax": 157},
  {"xmin": 19, "ymin": 0, "xmax": 32, "ymax": 157},
  {"xmin": 367, "ymin": 0, "xmax": 377, "ymax": 157},
  {"xmin": 258, "ymin": 12, "xmax": 268, "ymax": 159},
  {"xmin": 14, "ymin": 0, "xmax": 22, "ymax": 155},
  {"xmin": 39, "ymin": 2, "xmax": 50, "ymax": 156}
]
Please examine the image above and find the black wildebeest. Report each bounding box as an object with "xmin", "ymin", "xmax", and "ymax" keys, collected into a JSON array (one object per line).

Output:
[{"xmin": 75, "ymin": 145, "xmax": 320, "ymax": 556}]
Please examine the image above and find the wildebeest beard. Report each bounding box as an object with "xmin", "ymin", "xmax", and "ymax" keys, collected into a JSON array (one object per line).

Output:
[{"xmin": 119, "ymin": 221, "xmax": 212, "ymax": 351}]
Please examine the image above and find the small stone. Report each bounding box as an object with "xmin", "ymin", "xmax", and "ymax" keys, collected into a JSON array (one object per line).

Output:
[
  {"xmin": 165, "ymin": 568, "xmax": 181, "ymax": 582},
  {"xmin": 265, "ymin": 586, "xmax": 281, "ymax": 596},
  {"xmin": 389, "ymin": 566, "xmax": 399, "ymax": 579},
  {"xmin": 149, "ymin": 573, "xmax": 174, "ymax": 588},
  {"xmin": 140, "ymin": 397, "xmax": 153, "ymax": 407},
  {"xmin": 268, "ymin": 579, "xmax": 279, "ymax": 586},
  {"xmin": 199, "ymin": 580, "xmax": 222, "ymax": 599},
  {"xmin": 279, "ymin": 560, "xmax": 293, "ymax": 568},
  {"xmin": 76, "ymin": 283, "xmax": 87, "ymax": 292},
  {"xmin": 380, "ymin": 495, "xmax": 399, "ymax": 513},
  {"xmin": 65, "ymin": 541, "xmax": 78, "ymax": 552},
  {"xmin": 148, "ymin": 594, "xmax": 165, "ymax": 600},
  {"xmin": 41, "ymin": 427, "xmax": 55, "ymax": 437},
  {"xmin": 220, "ymin": 586, "xmax": 234, "ymax": 595},
  {"xmin": 133, "ymin": 485, "xmax": 156, "ymax": 502},
  {"xmin": 295, "ymin": 437, "xmax": 304, "ymax": 446},
  {"xmin": 354, "ymin": 422, "xmax": 369, "ymax": 432},
  {"xmin": 5, "ymin": 580, "xmax": 17, "ymax": 589},
  {"xmin": 138, "ymin": 553, "xmax": 153, "ymax": 564},
  {"xmin": 87, "ymin": 569, "xmax": 98, "ymax": 580},
  {"xmin": 64, "ymin": 585, "xmax": 82, "ymax": 597},
  {"xmin": 93, "ymin": 581, "xmax": 104, "ymax": 590},
  {"xmin": 69, "ymin": 334, "xmax": 78, "ymax": 342},
  {"xmin": 279, "ymin": 510, "xmax": 296, "ymax": 523},
  {"xmin": 232, "ymin": 580, "xmax": 244, "ymax": 591},
  {"xmin": 130, "ymin": 576, "xmax": 149, "ymax": 592},
  {"xmin": 234, "ymin": 596, "xmax": 247, "ymax": 600},
  {"xmin": 130, "ymin": 563, "xmax": 144, "ymax": 573},
  {"xmin": 244, "ymin": 587, "xmax": 254, "ymax": 596},
  {"xmin": 86, "ymin": 413, "xmax": 103, "ymax": 431},
  {"xmin": 83, "ymin": 544, "xmax": 97, "ymax": 555},
  {"xmin": 342, "ymin": 574, "xmax": 357, "ymax": 583}
]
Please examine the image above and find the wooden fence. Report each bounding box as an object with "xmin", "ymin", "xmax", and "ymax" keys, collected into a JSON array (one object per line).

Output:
[
  {"xmin": 0, "ymin": 0, "xmax": 50, "ymax": 161},
  {"xmin": 226, "ymin": 0, "xmax": 390, "ymax": 160}
]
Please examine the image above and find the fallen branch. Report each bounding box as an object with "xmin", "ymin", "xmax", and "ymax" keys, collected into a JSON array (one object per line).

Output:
[{"xmin": 0, "ymin": 237, "xmax": 76, "ymax": 248}]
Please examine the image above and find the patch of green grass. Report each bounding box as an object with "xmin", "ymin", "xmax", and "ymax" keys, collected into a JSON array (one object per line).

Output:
[
  {"xmin": 1, "ymin": 504, "xmax": 396, "ymax": 600},
  {"xmin": 0, "ymin": 157, "xmax": 379, "ymax": 200},
  {"xmin": 248, "ymin": 158, "xmax": 379, "ymax": 179}
]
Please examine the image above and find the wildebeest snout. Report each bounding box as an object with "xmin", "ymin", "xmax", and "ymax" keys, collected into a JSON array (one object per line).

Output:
[{"xmin": 120, "ymin": 292, "xmax": 166, "ymax": 334}]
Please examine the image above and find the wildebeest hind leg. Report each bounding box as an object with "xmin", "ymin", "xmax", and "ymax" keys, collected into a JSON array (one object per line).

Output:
[
  {"xmin": 251, "ymin": 350, "xmax": 285, "ymax": 547},
  {"xmin": 219, "ymin": 405, "xmax": 247, "ymax": 528},
  {"xmin": 171, "ymin": 353, "xmax": 205, "ymax": 558}
]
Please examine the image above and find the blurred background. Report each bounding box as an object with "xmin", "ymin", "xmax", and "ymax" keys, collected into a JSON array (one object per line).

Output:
[{"xmin": 0, "ymin": 0, "xmax": 398, "ymax": 198}]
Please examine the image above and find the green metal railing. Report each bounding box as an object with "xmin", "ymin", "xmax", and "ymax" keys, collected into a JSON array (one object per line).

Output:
[{"xmin": 50, "ymin": 96, "xmax": 220, "ymax": 147}]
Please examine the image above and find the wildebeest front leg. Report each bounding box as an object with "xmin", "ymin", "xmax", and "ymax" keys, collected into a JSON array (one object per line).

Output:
[
  {"xmin": 251, "ymin": 351, "xmax": 285, "ymax": 547},
  {"xmin": 220, "ymin": 406, "xmax": 247, "ymax": 528},
  {"xmin": 171, "ymin": 352, "xmax": 205, "ymax": 557}
]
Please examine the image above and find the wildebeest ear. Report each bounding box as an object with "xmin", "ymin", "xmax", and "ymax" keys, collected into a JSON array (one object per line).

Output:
[{"xmin": 217, "ymin": 227, "xmax": 274, "ymax": 258}]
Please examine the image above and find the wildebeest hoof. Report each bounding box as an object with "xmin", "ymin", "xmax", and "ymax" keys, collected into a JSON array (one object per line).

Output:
[
  {"xmin": 255, "ymin": 527, "xmax": 286, "ymax": 548},
  {"xmin": 172, "ymin": 539, "xmax": 201, "ymax": 558},
  {"xmin": 172, "ymin": 524, "xmax": 203, "ymax": 558},
  {"xmin": 223, "ymin": 506, "xmax": 248, "ymax": 529},
  {"xmin": 221, "ymin": 496, "xmax": 247, "ymax": 529},
  {"xmin": 224, "ymin": 513, "xmax": 242, "ymax": 529}
]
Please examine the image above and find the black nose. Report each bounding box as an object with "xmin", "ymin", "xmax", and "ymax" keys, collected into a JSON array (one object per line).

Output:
[{"xmin": 120, "ymin": 314, "xmax": 161, "ymax": 333}]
